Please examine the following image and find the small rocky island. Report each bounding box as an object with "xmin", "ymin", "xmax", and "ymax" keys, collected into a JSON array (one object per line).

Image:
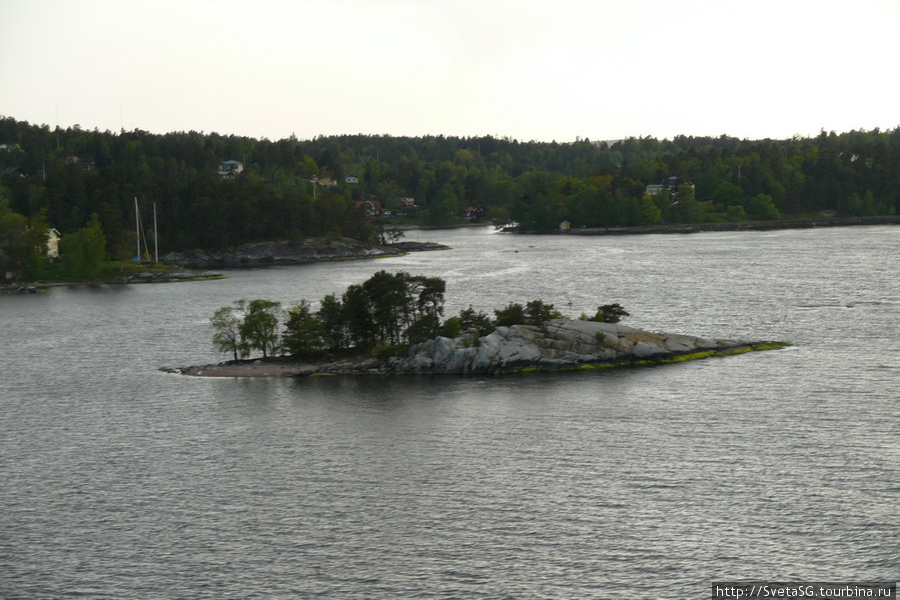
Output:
[
  {"xmin": 171, "ymin": 318, "xmax": 786, "ymax": 378},
  {"xmin": 164, "ymin": 270, "xmax": 786, "ymax": 378}
]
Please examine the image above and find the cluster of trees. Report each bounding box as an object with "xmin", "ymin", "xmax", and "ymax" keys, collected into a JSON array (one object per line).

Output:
[
  {"xmin": 0, "ymin": 195, "xmax": 48, "ymax": 279},
  {"xmin": 2, "ymin": 116, "xmax": 899, "ymax": 277},
  {"xmin": 213, "ymin": 271, "xmax": 447, "ymax": 359},
  {"xmin": 211, "ymin": 271, "xmax": 630, "ymax": 360},
  {"xmin": 0, "ymin": 189, "xmax": 107, "ymax": 280}
]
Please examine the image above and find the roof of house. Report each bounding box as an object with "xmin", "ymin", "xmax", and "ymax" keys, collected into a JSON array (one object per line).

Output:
[{"xmin": 355, "ymin": 200, "xmax": 383, "ymax": 210}]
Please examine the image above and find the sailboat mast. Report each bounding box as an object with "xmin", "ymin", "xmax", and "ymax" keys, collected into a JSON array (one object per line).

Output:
[
  {"xmin": 134, "ymin": 197, "xmax": 141, "ymax": 261},
  {"xmin": 153, "ymin": 202, "xmax": 159, "ymax": 263}
]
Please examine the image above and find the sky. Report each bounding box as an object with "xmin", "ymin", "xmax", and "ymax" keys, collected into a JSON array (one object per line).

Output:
[{"xmin": 2, "ymin": 0, "xmax": 899, "ymax": 143}]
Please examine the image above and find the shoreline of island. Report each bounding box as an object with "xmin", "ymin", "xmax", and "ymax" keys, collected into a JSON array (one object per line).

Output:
[{"xmin": 165, "ymin": 319, "xmax": 790, "ymax": 378}]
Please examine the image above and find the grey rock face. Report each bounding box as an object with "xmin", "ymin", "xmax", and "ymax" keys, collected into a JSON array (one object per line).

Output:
[{"xmin": 395, "ymin": 319, "xmax": 746, "ymax": 375}]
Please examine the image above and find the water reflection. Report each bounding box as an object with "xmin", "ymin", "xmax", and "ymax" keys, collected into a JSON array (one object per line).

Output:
[{"xmin": 2, "ymin": 226, "xmax": 899, "ymax": 599}]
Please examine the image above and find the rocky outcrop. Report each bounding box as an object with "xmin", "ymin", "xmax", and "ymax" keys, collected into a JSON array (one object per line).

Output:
[
  {"xmin": 389, "ymin": 319, "xmax": 783, "ymax": 375},
  {"xmin": 170, "ymin": 319, "xmax": 787, "ymax": 377},
  {"xmin": 0, "ymin": 285, "xmax": 45, "ymax": 294},
  {"xmin": 120, "ymin": 270, "xmax": 224, "ymax": 283},
  {"xmin": 162, "ymin": 238, "xmax": 449, "ymax": 269}
]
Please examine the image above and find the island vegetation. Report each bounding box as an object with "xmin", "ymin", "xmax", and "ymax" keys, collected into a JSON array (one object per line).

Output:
[
  {"xmin": 2, "ymin": 116, "xmax": 899, "ymax": 281},
  {"xmin": 210, "ymin": 270, "xmax": 629, "ymax": 362}
]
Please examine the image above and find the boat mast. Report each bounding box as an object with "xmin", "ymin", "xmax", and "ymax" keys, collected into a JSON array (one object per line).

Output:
[
  {"xmin": 134, "ymin": 196, "xmax": 141, "ymax": 261},
  {"xmin": 153, "ymin": 202, "xmax": 159, "ymax": 263}
]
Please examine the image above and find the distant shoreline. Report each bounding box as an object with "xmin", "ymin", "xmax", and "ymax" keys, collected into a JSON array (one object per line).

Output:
[
  {"xmin": 161, "ymin": 239, "xmax": 450, "ymax": 270},
  {"xmin": 0, "ymin": 270, "xmax": 226, "ymax": 294},
  {"xmin": 503, "ymin": 215, "xmax": 900, "ymax": 235},
  {"xmin": 1, "ymin": 239, "xmax": 450, "ymax": 293}
]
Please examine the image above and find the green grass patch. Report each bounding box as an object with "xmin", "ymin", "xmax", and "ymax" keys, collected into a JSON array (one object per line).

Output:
[
  {"xmin": 563, "ymin": 343, "xmax": 790, "ymax": 374},
  {"xmin": 38, "ymin": 260, "xmax": 197, "ymax": 282},
  {"xmin": 659, "ymin": 350, "xmax": 717, "ymax": 363}
]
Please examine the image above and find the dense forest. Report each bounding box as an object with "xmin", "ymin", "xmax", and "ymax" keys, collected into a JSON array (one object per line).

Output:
[{"xmin": 1, "ymin": 116, "xmax": 899, "ymax": 278}]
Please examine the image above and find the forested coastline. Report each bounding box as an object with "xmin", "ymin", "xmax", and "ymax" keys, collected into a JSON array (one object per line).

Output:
[{"xmin": 2, "ymin": 116, "xmax": 899, "ymax": 279}]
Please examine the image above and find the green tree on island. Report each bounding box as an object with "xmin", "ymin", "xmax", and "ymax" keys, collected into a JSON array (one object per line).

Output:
[
  {"xmin": 282, "ymin": 300, "xmax": 328, "ymax": 357},
  {"xmin": 240, "ymin": 299, "xmax": 282, "ymax": 358},
  {"xmin": 457, "ymin": 306, "xmax": 494, "ymax": 336},
  {"xmin": 494, "ymin": 300, "xmax": 561, "ymax": 328},
  {"xmin": 493, "ymin": 302, "xmax": 526, "ymax": 328},
  {"xmin": 586, "ymin": 303, "xmax": 630, "ymax": 323},
  {"xmin": 211, "ymin": 300, "xmax": 248, "ymax": 361}
]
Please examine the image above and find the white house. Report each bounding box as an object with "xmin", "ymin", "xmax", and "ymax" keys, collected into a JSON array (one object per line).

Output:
[
  {"xmin": 46, "ymin": 229, "xmax": 61, "ymax": 259},
  {"xmin": 217, "ymin": 159, "xmax": 244, "ymax": 177},
  {"xmin": 345, "ymin": 175, "xmax": 359, "ymax": 184},
  {"xmin": 645, "ymin": 176, "xmax": 694, "ymax": 197}
]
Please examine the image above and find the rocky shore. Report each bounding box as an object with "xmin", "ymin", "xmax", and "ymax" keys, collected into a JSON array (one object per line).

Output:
[
  {"xmin": 168, "ymin": 319, "xmax": 787, "ymax": 378},
  {"xmin": 505, "ymin": 214, "xmax": 900, "ymax": 235},
  {"xmin": 118, "ymin": 270, "xmax": 225, "ymax": 283},
  {"xmin": 1, "ymin": 269, "xmax": 225, "ymax": 294},
  {"xmin": 162, "ymin": 238, "xmax": 449, "ymax": 269}
]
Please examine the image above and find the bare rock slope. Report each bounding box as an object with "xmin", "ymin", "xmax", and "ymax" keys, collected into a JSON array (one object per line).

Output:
[{"xmin": 391, "ymin": 319, "xmax": 783, "ymax": 374}]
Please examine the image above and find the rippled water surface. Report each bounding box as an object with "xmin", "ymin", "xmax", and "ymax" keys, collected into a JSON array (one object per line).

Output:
[{"xmin": 2, "ymin": 226, "xmax": 899, "ymax": 599}]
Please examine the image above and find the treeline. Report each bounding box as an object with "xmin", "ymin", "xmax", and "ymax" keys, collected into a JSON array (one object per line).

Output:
[
  {"xmin": 212, "ymin": 270, "xmax": 629, "ymax": 360},
  {"xmin": 2, "ymin": 116, "xmax": 899, "ymax": 271}
]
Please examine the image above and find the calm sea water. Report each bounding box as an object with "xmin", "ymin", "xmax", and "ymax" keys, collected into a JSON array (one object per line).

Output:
[{"xmin": 1, "ymin": 226, "xmax": 898, "ymax": 599}]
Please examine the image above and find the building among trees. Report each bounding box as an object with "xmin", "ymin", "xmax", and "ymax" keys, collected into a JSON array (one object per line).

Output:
[{"xmin": 217, "ymin": 159, "xmax": 244, "ymax": 178}]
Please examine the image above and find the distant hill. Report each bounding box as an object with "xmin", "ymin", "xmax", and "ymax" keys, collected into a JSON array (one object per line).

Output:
[{"xmin": 1, "ymin": 117, "xmax": 898, "ymax": 265}]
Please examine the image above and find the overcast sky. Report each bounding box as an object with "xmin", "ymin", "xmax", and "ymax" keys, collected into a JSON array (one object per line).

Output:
[{"xmin": 2, "ymin": 0, "xmax": 898, "ymax": 143}]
